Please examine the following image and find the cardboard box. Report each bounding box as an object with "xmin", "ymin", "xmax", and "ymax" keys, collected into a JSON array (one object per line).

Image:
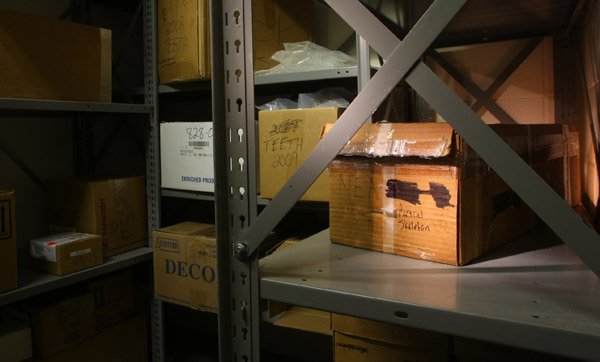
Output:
[
  {"xmin": 0, "ymin": 10, "xmax": 111, "ymax": 102},
  {"xmin": 259, "ymin": 107, "xmax": 342, "ymax": 201},
  {"xmin": 24, "ymin": 293, "xmax": 95, "ymax": 358},
  {"xmin": 157, "ymin": 0, "xmax": 210, "ymax": 83},
  {"xmin": 30, "ymin": 232, "xmax": 103, "ymax": 276},
  {"xmin": 453, "ymin": 336, "xmax": 567, "ymax": 362},
  {"xmin": 333, "ymin": 314, "xmax": 449, "ymax": 362},
  {"xmin": 47, "ymin": 176, "xmax": 147, "ymax": 257},
  {"xmin": 329, "ymin": 122, "xmax": 578, "ymax": 265},
  {"xmin": 252, "ymin": 0, "xmax": 314, "ymax": 71},
  {"xmin": 0, "ymin": 190, "xmax": 17, "ymax": 293},
  {"xmin": 26, "ymin": 315, "xmax": 147, "ymax": 362},
  {"xmin": 274, "ymin": 307, "xmax": 332, "ymax": 336},
  {"xmin": 428, "ymin": 37, "xmax": 554, "ymax": 124},
  {"xmin": 153, "ymin": 222, "xmax": 217, "ymax": 312},
  {"xmin": 160, "ymin": 122, "xmax": 214, "ymax": 192},
  {"xmin": 88, "ymin": 269, "xmax": 135, "ymax": 330},
  {"xmin": 0, "ymin": 323, "xmax": 32, "ymax": 362}
]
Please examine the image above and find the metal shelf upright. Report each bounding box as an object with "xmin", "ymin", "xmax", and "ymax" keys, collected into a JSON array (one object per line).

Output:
[{"xmin": 213, "ymin": 0, "xmax": 600, "ymax": 361}]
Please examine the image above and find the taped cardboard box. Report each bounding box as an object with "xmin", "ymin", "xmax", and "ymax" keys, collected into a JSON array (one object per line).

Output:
[
  {"xmin": 160, "ymin": 122, "xmax": 214, "ymax": 192},
  {"xmin": 453, "ymin": 336, "xmax": 569, "ymax": 362},
  {"xmin": 259, "ymin": 107, "xmax": 342, "ymax": 201},
  {"xmin": 328, "ymin": 122, "xmax": 579, "ymax": 265},
  {"xmin": 47, "ymin": 176, "xmax": 147, "ymax": 257},
  {"xmin": 25, "ymin": 315, "xmax": 147, "ymax": 362},
  {"xmin": 0, "ymin": 190, "xmax": 17, "ymax": 293},
  {"xmin": 153, "ymin": 222, "xmax": 217, "ymax": 312},
  {"xmin": 30, "ymin": 232, "xmax": 102, "ymax": 276},
  {"xmin": 0, "ymin": 10, "xmax": 111, "ymax": 102},
  {"xmin": 157, "ymin": 0, "xmax": 210, "ymax": 83},
  {"xmin": 333, "ymin": 314, "xmax": 450, "ymax": 362}
]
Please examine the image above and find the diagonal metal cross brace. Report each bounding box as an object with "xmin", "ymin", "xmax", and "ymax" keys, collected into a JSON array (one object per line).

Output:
[
  {"xmin": 336, "ymin": 1, "xmax": 600, "ymax": 276},
  {"xmin": 235, "ymin": 0, "xmax": 467, "ymax": 259}
]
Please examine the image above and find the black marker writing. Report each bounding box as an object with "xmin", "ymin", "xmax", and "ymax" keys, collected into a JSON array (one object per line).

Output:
[{"xmin": 386, "ymin": 179, "xmax": 454, "ymax": 208}]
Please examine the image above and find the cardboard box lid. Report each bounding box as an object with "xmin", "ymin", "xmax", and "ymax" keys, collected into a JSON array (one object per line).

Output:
[
  {"xmin": 273, "ymin": 306, "xmax": 332, "ymax": 336},
  {"xmin": 324, "ymin": 122, "xmax": 454, "ymax": 158},
  {"xmin": 155, "ymin": 222, "xmax": 215, "ymax": 237}
]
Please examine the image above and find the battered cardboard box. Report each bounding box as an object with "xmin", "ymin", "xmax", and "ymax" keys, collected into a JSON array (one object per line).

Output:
[
  {"xmin": 0, "ymin": 191, "xmax": 17, "ymax": 293},
  {"xmin": 157, "ymin": 0, "xmax": 210, "ymax": 83},
  {"xmin": 328, "ymin": 122, "xmax": 579, "ymax": 265},
  {"xmin": 0, "ymin": 10, "xmax": 111, "ymax": 102},
  {"xmin": 47, "ymin": 176, "xmax": 147, "ymax": 257},
  {"xmin": 29, "ymin": 232, "xmax": 102, "ymax": 276},
  {"xmin": 153, "ymin": 222, "xmax": 217, "ymax": 312},
  {"xmin": 333, "ymin": 314, "xmax": 449, "ymax": 362},
  {"xmin": 259, "ymin": 107, "xmax": 342, "ymax": 201},
  {"xmin": 160, "ymin": 122, "xmax": 214, "ymax": 192}
]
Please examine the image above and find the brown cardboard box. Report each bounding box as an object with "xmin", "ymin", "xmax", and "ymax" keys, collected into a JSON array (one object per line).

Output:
[
  {"xmin": 333, "ymin": 314, "xmax": 449, "ymax": 362},
  {"xmin": 0, "ymin": 10, "xmax": 111, "ymax": 102},
  {"xmin": 26, "ymin": 315, "xmax": 147, "ymax": 362},
  {"xmin": 428, "ymin": 37, "xmax": 554, "ymax": 124},
  {"xmin": 329, "ymin": 122, "xmax": 578, "ymax": 265},
  {"xmin": 0, "ymin": 191, "xmax": 17, "ymax": 293},
  {"xmin": 0, "ymin": 322, "xmax": 32, "ymax": 362},
  {"xmin": 29, "ymin": 232, "xmax": 103, "ymax": 276},
  {"xmin": 24, "ymin": 293, "xmax": 95, "ymax": 358},
  {"xmin": 453, "ymin": 336, "xmax": 568, "ymax": 362},
  {"xmin": 153, "ymin": 222, "xmax": 217, "ymax": 312},
  {"xmin": 157, "ymin": 0, "xmax": 210, "ymax": 83},
  {"xmin": 252, "ymin": 0, "xmax": 314, "ymax": 71},
  {"xmin": 334, "ymin": 332, "xmax": 447, "ymax": 362},
  {"xmin": 47, "ymin": 176, "xmax": 147, "ymax": 257},
  {"xmin": 88, "ymin": 269, "xmax": 135, "ymax": 330},
  {"xmin": 274, "ymin": 307, "xmax": 332, "ymax": 336},
  {"xmin": 259, "ymin": 107, "xmax": 342, "ymax": 201}
]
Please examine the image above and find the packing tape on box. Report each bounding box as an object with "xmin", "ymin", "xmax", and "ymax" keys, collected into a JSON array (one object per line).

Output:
[{"xmin": 382, "ymin": 164, "xmax": 395, "ymax": 254}]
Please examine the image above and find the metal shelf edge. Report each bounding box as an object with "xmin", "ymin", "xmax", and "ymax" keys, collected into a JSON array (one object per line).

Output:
[{"xmin": 0, "ymin": 246, "xmax": 153, "ymax": 306}]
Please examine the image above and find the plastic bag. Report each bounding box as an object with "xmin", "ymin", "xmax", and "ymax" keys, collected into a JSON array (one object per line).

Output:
[
  {"xmin": 256, "ymin": 41, "xmax": 356, "ymax": 76},
  {"xmin": 297, "ymin": 88, "xmax": 352, "ymax": 109},
  {"xmin": 256, "ymin": 98, "xmax": 298, "ymax": 111}
]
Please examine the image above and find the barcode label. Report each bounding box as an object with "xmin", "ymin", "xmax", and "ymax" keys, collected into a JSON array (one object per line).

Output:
[{"xmin": 189, "ymin": 141, "xmax": 209, "ymax": 147}]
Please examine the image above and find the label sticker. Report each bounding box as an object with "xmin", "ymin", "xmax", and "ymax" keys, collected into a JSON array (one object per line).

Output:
[{"xmin": 70, "ymin": 248, "xmax": 92, "ymax": 258}]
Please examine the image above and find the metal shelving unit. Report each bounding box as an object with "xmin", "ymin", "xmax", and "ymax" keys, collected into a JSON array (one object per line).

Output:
[
  {"xmin": 254, "ymin": 66, "xmax": 357, "ymax": 85},
  {"xmin": 0, "ymin": 0, "xmax": 163, "ymax": 359},
  {"xmin": 212, "ymin": 0, "xmax": 600, "ymax": 361},
  {"xmin": 0, "ymin": 247, "xmax": 153, "ymax": 307}
]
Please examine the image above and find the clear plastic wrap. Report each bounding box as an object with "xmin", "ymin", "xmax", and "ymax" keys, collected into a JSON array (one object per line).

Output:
[
  {"xmin": 255, "ymin": 41, "xmax": 356, "ymax": 76},
  {"xmin": 297, "ymin": 88, "xmax": 352, "ymax": 109},
  {"xmin": 256, "ymin": 98, "xmax": 298, "ymax": 111}
]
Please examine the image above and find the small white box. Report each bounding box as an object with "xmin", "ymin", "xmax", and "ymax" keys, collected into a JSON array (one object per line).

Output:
[{"xmin": 160, "ymin": 122, "xmax": 214, "ymax": 192}]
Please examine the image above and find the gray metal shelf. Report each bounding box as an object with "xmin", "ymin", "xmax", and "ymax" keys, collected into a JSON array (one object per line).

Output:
[
  {"xmin": 162, "ymin": 188, "xmax": 215, "ymax": 201},
  {"xmin": 0, "ymin": 98, "xmax": 152, "ymax": 114},
  {"xmin": 260, "ymin": 228, "xmax": 600, "ymax": 361},
  {"xmin": 0, "ymin": 247, "xmax": 153, "ymax": 307},
  {"xmin": 254, "ymin": 67, "xmax": 358, "ymax": 85}
]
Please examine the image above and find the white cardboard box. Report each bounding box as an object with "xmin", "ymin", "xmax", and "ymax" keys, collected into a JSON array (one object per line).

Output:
[{"xmin": 160, "ymin": 122, "xmax": 214, "ymax": 192}]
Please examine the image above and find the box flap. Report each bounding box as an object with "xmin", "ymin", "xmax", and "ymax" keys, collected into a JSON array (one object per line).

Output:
[
  {"xmin": 273, "ymin": 307, "xmax": 332, "ymax": 336},
  {"xmin": 324, "ymin": 122, "xmax": 454, "ymax": 158}
]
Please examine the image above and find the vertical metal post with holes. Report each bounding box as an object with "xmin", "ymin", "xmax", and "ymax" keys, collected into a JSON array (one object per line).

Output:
[
  {"xmin": 212, "ymin": 0, "xmax": 260, "ymax": 360},
  {"xmin": 143, "ymin": 0, "xmax": 163, "ymax": 361}
]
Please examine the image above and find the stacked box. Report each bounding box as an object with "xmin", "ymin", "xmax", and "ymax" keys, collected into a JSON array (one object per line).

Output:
[
  {"xmin": 329, "ymin": 122, "xmax": 579, "ymax": 265},
  {"xmin": 47, "ymin": 176, "xmax": 147, "ymax": 257},
  {"xmin": 153, "ymin": 222, "xmax": 218, "ymax": 312},
  {"xmin": 30, "ymin": 232, "xmax": 103, "ymax": 276}
]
